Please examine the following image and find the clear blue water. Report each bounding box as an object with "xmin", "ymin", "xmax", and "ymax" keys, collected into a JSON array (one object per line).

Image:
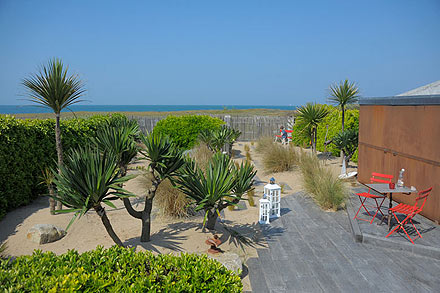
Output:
[{"xmin": 0, "ymin": 104, "xmax": 296, "ymax": 114}]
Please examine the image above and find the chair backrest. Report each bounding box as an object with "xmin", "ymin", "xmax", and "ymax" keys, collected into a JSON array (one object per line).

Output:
[
  {"xmin": 370, "ymin": 172, "xmax": 393, "ymax": 184},
  {"xmin": 415, "ymin": 187, "xmax": 432, "ymax": 211}
]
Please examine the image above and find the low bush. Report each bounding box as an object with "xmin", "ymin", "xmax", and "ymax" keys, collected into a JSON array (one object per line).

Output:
[
  {"xmin": 292, "ymin": 106, "xmax": 359, "ymax": 162},
  {"xmin": 262, "ymin": 143, "xmax": 298, "ymax": 173},
  {"xmin": 154, "ymin": 115, "xmax": 224, "ymax": 150},
  {"xmin": 191, "ymin": 142, "xmax": 214, "ymax": 172},
  {"xmin": 298, "ymin": 151, "xmax": 347, "ymax": 210},
  {"xmin": 0, "ymin": 114, "xmax": 130, "ymax": 219},
  {"xmin": 0, "ymin": 246, "xmax": 242, "ymax": 292}
]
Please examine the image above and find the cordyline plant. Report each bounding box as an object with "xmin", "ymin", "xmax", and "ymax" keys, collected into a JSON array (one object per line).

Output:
[
  {"xmin": 295, "ymin": 103, "xmax": 329, "ymax": 153},
  {"xmin": 22, "ymin": 58, "xmax": 86, "ymax": 213},
  {"xmin": 173, "ymin": 153, "xmax": 256, "ymax": 230},
  {"xmin": 123, "ymin": 131, "xmax": 186, "ymax": 242},
  {"xmin": 51, "ymin": 147, "xmax": 135, "ymax": 247}
]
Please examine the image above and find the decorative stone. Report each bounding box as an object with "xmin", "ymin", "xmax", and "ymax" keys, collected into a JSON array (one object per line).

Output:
[
  {"xmin": 27, "ymin": 224, "xmax": 66, "ymax": 244},
  {"xmin": 208, "ymin": 252, "xmax": 242, "ymax": 275}
]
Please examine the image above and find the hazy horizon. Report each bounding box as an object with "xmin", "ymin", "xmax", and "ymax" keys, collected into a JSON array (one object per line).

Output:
[{"xmin": 1, "ymin": 0, "xmax": 439, "ymax": 106}]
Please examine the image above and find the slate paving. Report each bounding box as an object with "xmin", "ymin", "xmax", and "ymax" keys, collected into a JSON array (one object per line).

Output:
[{"xmin": 247, "ymin": 192, "xmax": 440, "ymax": 292}]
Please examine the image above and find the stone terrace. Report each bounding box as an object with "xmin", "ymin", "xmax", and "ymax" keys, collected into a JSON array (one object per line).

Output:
[{"xmin": 247, "ymin": 192, "xmax": 440, "ymax": 292}]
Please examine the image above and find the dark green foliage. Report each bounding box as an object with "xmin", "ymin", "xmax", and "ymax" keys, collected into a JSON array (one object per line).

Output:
[
  {"xmin": 199, "ymin": 125, "xmax": 241, "ymax": 154},
  {"xmin": 292, "ymin": 106, "xmax": 359, "ymax": 162},
  {"xmin": 173, "ymin": 153, "xmax": 256, "ymax": 230},
  {"xmin": 331, "ymin": 129, "xmax": 359, "ymax": 164},
  {"xmin": 0, "ymin": 114, "xmax": 129, "ymax": 219},
  {"xmin": 154, "ymin": 115, "xmax": 224, "ymax": 149},
  {"xmin": 52, "ymin": 147, "xmax": 135, "ymax": 230},
  {"xmin": 0, "ymin": 246, "xmax": 242, "ymax": 292}
]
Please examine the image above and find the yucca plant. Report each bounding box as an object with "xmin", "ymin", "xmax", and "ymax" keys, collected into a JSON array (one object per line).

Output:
[
  {"xmin": 123, "ymin": 132, "xmax": 186, "ymax": 242},
  {"xmin": 92, "ymin": 119, "xmax": 139, "ymax": 176},
  {"xmin": 51, "ymin": 147, "xmax": 135, "ymax": 246},
  {"xmin": 39, "ymin": 168, "xmax": 56, "ymax": 215},
  {"xmin": 22, "ymin": 58, "xmax": 86, "ymax": 212},
  {"xmin": 173, "ymin": 153, "xmax": 255, "ymax": 230},
  {"xmin": 198, "ymin": 126, "xmax": 241, "ymax": 155},
  {"xmin": 296, "ymin": 103, "xmax": 330, "ymax": 152}
]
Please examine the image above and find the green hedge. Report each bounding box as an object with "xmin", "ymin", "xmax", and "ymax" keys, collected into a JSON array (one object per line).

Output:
[
  {"xmin": 154, "ymin": 115, "xmax": 224, "ymax": 149},
  {"xmin": 292, "ymin": 105, "xmax": 359, "ymax": 162},
  {"xmin": 0, "ymin": 246, "xmax": 242, "ymax": 292},
  {"xmin": 0, "ymin": 114, "xmax": 130, "ymax": 219}
]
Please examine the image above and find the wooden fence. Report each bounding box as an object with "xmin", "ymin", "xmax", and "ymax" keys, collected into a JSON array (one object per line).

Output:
[{"xmin": 128, "ymin": 115, "xmax": 293, "ymax": 141}]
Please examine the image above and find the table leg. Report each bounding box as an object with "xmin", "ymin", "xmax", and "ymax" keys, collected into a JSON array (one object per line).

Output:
[{"xmin": 387, "ymin": 193, "xmax": 393, "ymax": 231}]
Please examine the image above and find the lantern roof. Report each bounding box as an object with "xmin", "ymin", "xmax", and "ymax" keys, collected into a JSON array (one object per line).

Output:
[{"xmin": 264, "ymin": 183, "xmax": 281, "ymax": 189}]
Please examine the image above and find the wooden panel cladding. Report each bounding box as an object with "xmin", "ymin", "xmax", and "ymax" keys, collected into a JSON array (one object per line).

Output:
[{"xmin": 358, "ymin": 105, "xmax": 440, "ymax": 223}]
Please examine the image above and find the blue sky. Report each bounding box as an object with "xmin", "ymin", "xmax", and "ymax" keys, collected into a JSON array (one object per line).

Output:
[{"xmin": 0, "ymin": 0, "xmax": 439, "ymax": 105}]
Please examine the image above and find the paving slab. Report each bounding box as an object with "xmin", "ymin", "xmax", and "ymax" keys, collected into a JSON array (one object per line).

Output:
[{"xmin": 248, "ymin": 192, "xmax": 440, "ymax": 293}]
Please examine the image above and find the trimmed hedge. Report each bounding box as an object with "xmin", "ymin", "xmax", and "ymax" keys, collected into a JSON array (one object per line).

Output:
[
  {"xmin": 292, "ymin": 106, "xmax": 359, "ymax": 162},
  {"xmin": 154, "ymin": 115, "xmax": 224, "ymax": 149},
  {"xmin": 0, "ymin": 246, "xmax": 242, "ymax": 292},
  {"xmin": 0, "ymin": 114, "xmax": 130, "ymax": 219}
]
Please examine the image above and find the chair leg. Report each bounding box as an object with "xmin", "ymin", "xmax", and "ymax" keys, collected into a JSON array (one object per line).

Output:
[
  {"xmin": 386, "ymin": 213, "xmax": 416, "ymax": 244},
  {"xmin": 354, "ymin": 197, "xmax": 374, "ymax": 222},
  {"xmin": 409, "ymin": 218, "xmax": 423, "ymax": 239}
]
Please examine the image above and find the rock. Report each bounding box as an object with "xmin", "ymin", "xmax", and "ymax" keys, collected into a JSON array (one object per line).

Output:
[
  {"xmin": 27, "ymin": 224, "xmax": 66, "ymax": 244},
  {"xmin": 208, "ymin": 252, "xmax": 242, "ymax": 275}
]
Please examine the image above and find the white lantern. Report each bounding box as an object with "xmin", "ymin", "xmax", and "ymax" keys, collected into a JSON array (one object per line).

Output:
[
  {"xmin": 264, "ymin": 183, "xmax": 281, "ymax": 218},
  {"xmin": 259, "ymin": 198, "xmax": 271, "ymax": 224}
]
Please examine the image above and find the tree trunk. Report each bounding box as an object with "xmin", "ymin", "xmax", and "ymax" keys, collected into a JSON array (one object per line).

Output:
[
  {"xmin": 55, "ymin": 113, "xmax": 63, "ymax": 211},
  {"xmin": 311, "ymin": 128, "xmax": 316, "ymax": 153},
  {"xmin": 141, "ymin": 197, "xmax": 154, "ymax": 242},
  {"xmin": 48, "ymin": 185, "xmax": 56, "ymax": 215},
  {"xmin": 340, "ymin": 107, "xmax": 345, "ymax": 162},
  {"xmin": 206, "ymin": 209, "xmax": 218, "ymax": 230},
  {"xmin": 94, "ymin": 204, "xmax": 124, "ymax": 247}
]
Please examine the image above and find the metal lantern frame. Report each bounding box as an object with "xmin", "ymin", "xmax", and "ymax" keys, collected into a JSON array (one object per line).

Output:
[
  {"xmin": 264, "ymin": 183, "xmax": 281, "ymax": 218},
  {"xmin": 259, "ymin": 198, "xmax": 271, "ymax": 224}
]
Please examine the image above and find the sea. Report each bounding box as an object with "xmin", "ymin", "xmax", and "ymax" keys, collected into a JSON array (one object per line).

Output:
[{"xmin": 0, "ymin": 105, "xmax": 296, "ymax": 114}]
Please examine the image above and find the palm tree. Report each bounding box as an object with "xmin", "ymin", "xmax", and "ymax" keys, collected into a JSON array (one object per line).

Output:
[
  {"xmin": 328, "ymin": 79, "xmax": 359, "ymax": 132},
  {"xmin": 51, "ymin": 147, "xmax": 135, "ymax": 246},
  {"xmin": 23, "ymin": 58, "xmax": 85, "ymax": 211},
  {"xmin": 123, "ymin": 132, "xmax": 186, "ymax": 242},
  {"xmin": 173, "ymin": 153, "xmax": 256, "ymax": 230},
  {"xmin": 296, "ymin": 103, "xmax": 330, "ymax": 153}
]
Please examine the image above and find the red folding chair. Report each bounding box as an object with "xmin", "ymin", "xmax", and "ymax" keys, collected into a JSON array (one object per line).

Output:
[
  {"xmin": 354, "ymin": 172, "xmax": 393, "ymax": 224},
  {"xmin": 386, "ymin": 187, "xmax": 432, "ymax": 244}
]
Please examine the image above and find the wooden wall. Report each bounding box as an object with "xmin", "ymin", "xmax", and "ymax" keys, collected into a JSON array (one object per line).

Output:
[{"xmin": 358, "ymin": 105, "xmax": 440, "ymax": 223}]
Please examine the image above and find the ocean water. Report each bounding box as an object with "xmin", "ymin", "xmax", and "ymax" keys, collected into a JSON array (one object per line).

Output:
[{"xmin": 0, "ymin": 104, "xmax": 296, "ymax": 114}]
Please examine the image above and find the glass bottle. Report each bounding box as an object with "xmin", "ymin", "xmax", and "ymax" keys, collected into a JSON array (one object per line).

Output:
[{"xmin": 397, "ymin": 168, "xmax": 405, "ymax": 187}]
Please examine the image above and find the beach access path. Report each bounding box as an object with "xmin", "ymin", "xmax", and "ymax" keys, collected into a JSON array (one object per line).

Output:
[{"xmin": 247, "ymin": 192, "xmax": 440, "ymax": 292}]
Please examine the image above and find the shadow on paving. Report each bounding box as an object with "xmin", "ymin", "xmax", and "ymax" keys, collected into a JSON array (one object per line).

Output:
[{"xmin": 247, "ymin": 192, "xmax": 440, "ymax": 293}]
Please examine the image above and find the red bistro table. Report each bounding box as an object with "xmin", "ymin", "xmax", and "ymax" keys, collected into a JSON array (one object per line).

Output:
[{"xmin": 363, "ymin": 183, "xmax": 417, "ymax": 231}]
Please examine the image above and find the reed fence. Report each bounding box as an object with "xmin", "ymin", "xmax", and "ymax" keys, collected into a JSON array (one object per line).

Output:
[{"xmin": 128, "ymin": 115, "xmax": 293, "ymax": 141}]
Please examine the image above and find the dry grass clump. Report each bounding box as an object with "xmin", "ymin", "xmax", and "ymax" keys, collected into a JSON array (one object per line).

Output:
[
  {"xmin": 255, "ymin": 136, "xmax": 274, "ymax": 154},
  {"xmin": 298, "ymin": 151, "xmax": 347, "ymax": 210},
  {"xmin": 155, "ymin": 179, "xmax": 193, "ymax": 218},
  {"xmin": 262, "ymin": 144, "xmax": 298, "ymax": 173},
  {"xmin": 245, "ymin": 151, "xmax": 252, "ymax": 162},
  {"xmin": 192, "ymin": 143, "xmax": 213, "ymax": 172},
  {"xmin": 244, "ymin": 144, "xmax": 250, "ymax": 152},
  {"xmin": 247, "ymin": 189, "xmax": 255, "ymax": 207}
]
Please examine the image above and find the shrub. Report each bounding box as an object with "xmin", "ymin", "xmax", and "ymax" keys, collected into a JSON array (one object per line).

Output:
[
  {"xmin": 262, "ymin": 143, "xmax": 298, "ymax": 173},
  {"xmin": 298, "ymin": 151, "xmax": 347, "ymax": 210},
  {"xmin": 154, "ymin": 115, "xmax": 224, "ymax": 150},
  {"xmin": 292, "ymin": 106, "xmax": 359, "ymax": 162},
  {"xmin": 0, "ymin": 246, "xmax": 242, "ymax": 292},
  {"xmin": 155, "ymin": 179, "xmax": 193, "ymax": 218},
  {"xmin": 247, "ymin": 189, "xmax": 255, "ymax": 207},
  {"xmin": 0, "ymin": 114, "xmax": 129, "ymax": 219}
]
